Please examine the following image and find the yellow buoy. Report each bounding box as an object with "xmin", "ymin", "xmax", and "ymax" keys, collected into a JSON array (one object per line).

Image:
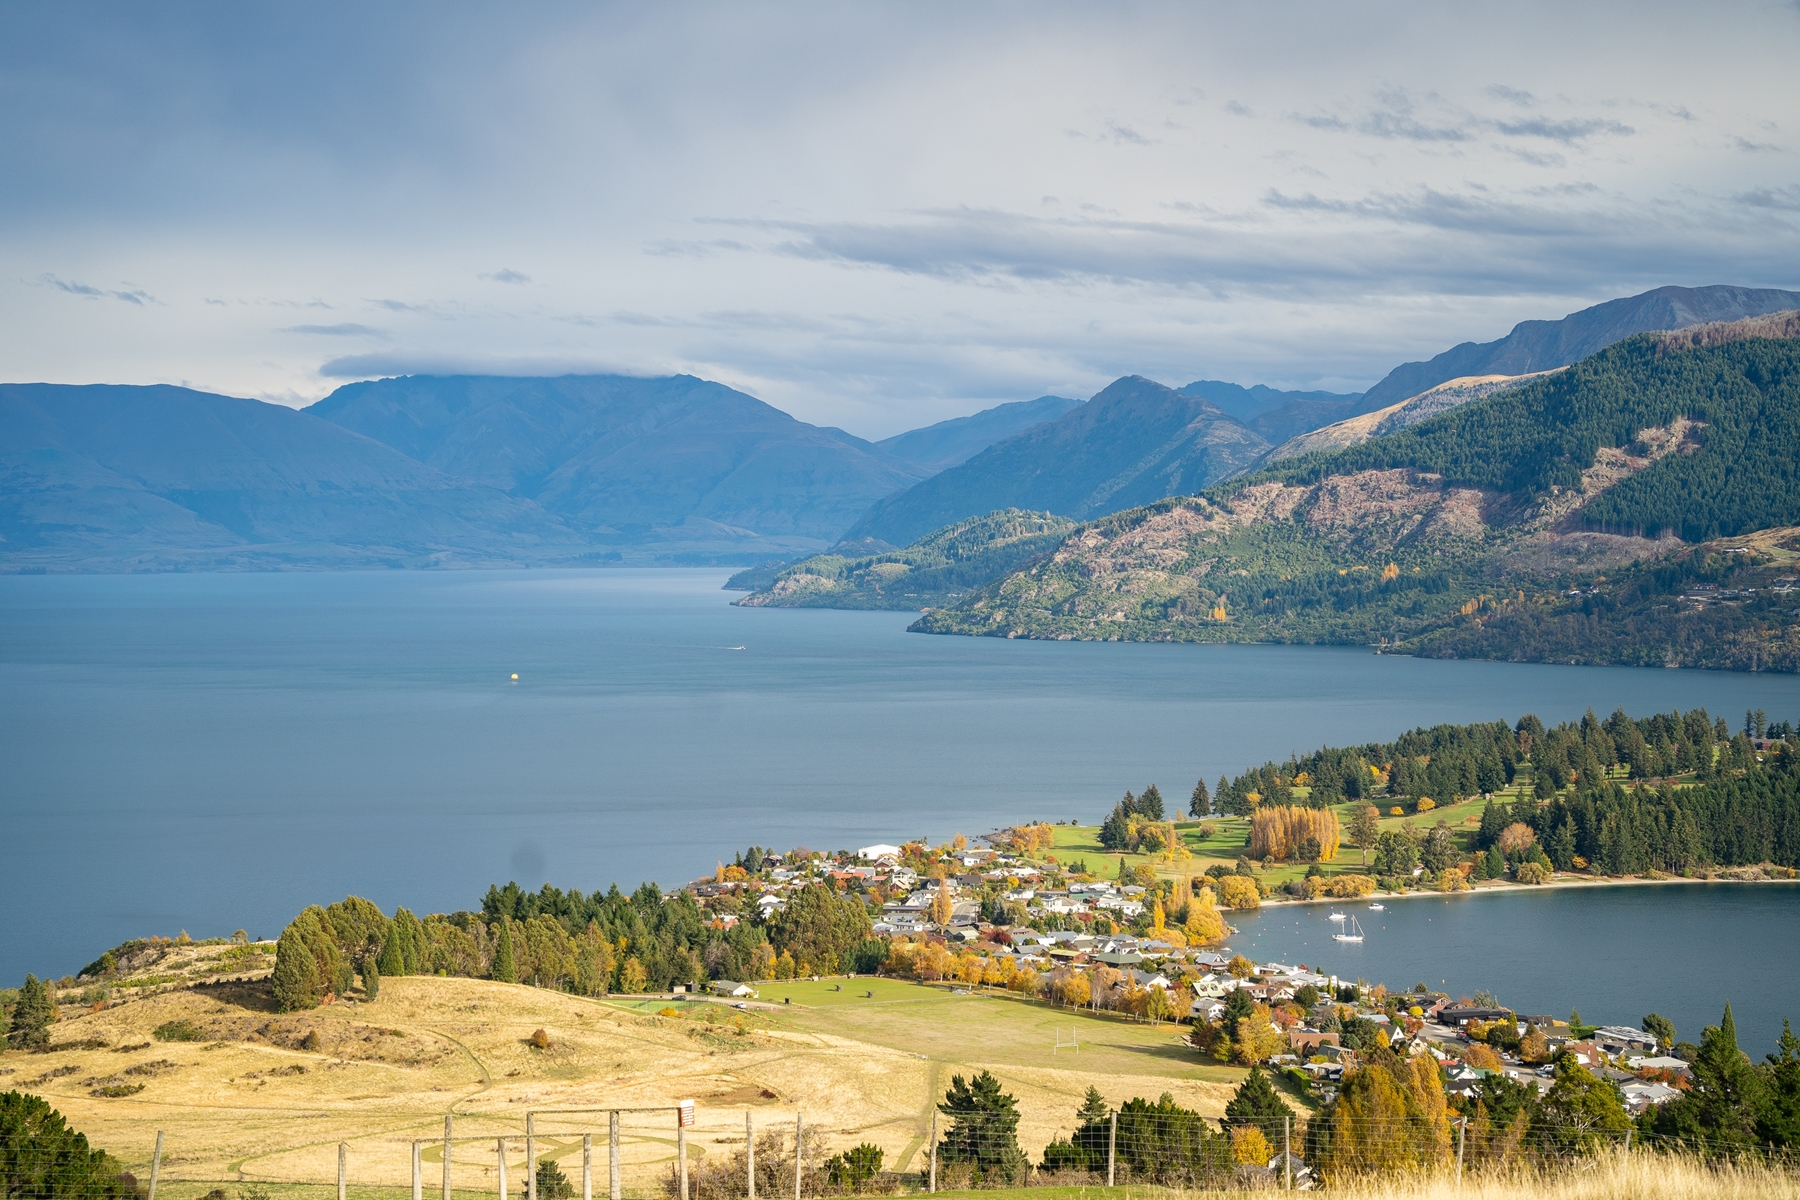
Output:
[{"xmin": 510, "ymin": 673, "xmax": 519, "ymax": 681}]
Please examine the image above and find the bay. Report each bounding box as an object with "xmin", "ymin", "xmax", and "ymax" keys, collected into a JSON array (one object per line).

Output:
[
  {"xmin": 3, "ymin": 567, "xmax": 1798, "ymax": 1046},
  {"xmin": 1226, "ymin": 881, "xmax": 1800, "ymax": 1058}
]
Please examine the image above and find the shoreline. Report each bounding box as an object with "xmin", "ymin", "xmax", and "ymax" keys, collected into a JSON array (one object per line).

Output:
[{"xmin": 1258, "ymin": 868, "xmax": 1800, "ymax": 913}]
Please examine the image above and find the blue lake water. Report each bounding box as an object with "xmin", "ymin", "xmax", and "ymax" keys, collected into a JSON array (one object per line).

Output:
[
  {"xmin": 4, "ymin": 568, "xmax": 1799, "ymax": 1049},
  {"xmin": 1227, "ymin": 882, "xmax": 1800, "ymax": 1058}
]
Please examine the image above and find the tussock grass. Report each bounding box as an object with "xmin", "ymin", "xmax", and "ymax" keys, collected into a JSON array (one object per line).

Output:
[{"xmin": 1330, "ymin": 1152, "xmax": 1800, "ymax": 1200}]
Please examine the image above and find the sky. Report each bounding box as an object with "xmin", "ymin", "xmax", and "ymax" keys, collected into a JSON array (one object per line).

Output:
[{"xmin": 4, "ymin": 2, "xmax": 1799, "ymax": 439}]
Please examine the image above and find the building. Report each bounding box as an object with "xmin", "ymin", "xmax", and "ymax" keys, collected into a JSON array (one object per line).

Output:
[{"xmin": 709, "ymin": 981, "xmax": 757, "ymax": 998}]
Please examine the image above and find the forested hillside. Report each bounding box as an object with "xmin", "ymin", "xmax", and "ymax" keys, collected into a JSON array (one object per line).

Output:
[
  {"xmin": 913, "ymin": 321, "xmax": 1800, "ymax": 670},
  {"xmin": 731, "ymin": 509, "xmax": 1075, "ymax": 610}
]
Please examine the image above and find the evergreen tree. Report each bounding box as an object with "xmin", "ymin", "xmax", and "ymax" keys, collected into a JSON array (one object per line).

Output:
[
  {"xmin": 937, "ymin": 1071, "xmax": 1026, "ymax": 1183},
  {"xmin": 377, "ymin": 920, "xmax": 406, "ymax": 978},
  {"xmin": 1077, "ymin": 1085, "xmax": 1109, "ymax": 1125},
  {"xmin": 271, "ymin": 918, "xmax": 323, "ymax": 1012},
  {"xmin": 1484, "ymin": 846, "xmax": 1506, "ymax": 879},
  {"xmin": 1759, "ymin": 1020, "xmax": 1800, "ymax": 1149},
  {"xmin": 398, "ymin": 908, "xmax": 426, "ymax": 974},
  {"xmin": 361, "ymin": 953, "xmax": 380, "ymax": 1001},
  {"xmin": 1190, "ymin": 778, "xmax": 1211, "ymax": 818},
  {"xmin": 1223, "ymin": 1065, "xmax": 1290, "ymax": 1145},
  {"xmin": 492, "ymin": 919, "xmax": 518, "ymax": 983},
  {"xmin": 534, "ymin": 1159, "xmax": 573, "ymax": 1200},
  {"xmin": 1478, "ymin": 799, "xmax": 1508, "ymax": 849},
  {"xmin": 1138, "ymin": 784, "xmax": 1165, "ymax": 820},
  {"xmin": 1040, "ymin": 1085, "xmax": 1113, "ymax": 1173},
  {"xmin": 1652, "ymin": 1004, "xmax": 1767, "ymax": 1147},
  {"xmin": 0, "ymin": 1092, "xmax": 141, "ymax": 1200},
  {"xmin": 12, "ymin": 974, "xmax": 56, "ymax": 1049},
  {"xmin": 1641, "ymin": 1013, "xmax": 1676, "ymax": 1049}
]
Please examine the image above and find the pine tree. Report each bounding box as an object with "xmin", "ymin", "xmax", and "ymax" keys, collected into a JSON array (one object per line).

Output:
[
  {"xmin": 1223, "ymin": 1065, "xmax": 1290, "ymax": 1145},
  {"xmin": 361, "ymin": 953, "xmax": 380, "ymax": 1001},
  {"xmin": 1077, "ymin": 1085, "xmax": 1109, "ymax": 1125},
  {"xmin": 1138, "ymin": 784, "xmax": 1165, "ymax": 820},
  {"xmin": 1190, "ymin": 777, "xmax": 1211, "ymax": 817},
  {"xmin": 12, "ymin": 974, "xmax": 56, "ymax": 1049},
  {"xmin": 492, "ymin": 919, "xmax": 518, "ymax": 984},
  {"xmin": 398, "ymin": 908, "xmax": 425, "ymax": 975},
  {"xmin": 938, "ymin": 1071, "xmax": 1026, "ymax": 1183}
]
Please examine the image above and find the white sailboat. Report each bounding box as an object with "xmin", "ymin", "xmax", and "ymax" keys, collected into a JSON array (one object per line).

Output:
[
  {"xmin": 1328, "ymin": 911, "xmax": 1347, "ymax": 921},
  {"xmin": 1368, "ymin": 902, "xmax": 1386, "ymax": 912},
  {"xmin": 1333, "ymin": 917, "xmax": 1365, "ymax": 943}
]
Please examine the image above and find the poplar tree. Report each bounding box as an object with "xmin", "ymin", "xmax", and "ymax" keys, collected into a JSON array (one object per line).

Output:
[{"xmin": 492, "ymin": 919, "xmax": 518, "ymax": 983}]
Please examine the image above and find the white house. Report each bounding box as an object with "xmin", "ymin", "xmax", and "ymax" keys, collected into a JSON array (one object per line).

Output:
[
  {"xmin": 857, "ymin": 844, "xmax": 903, "ymax": 861},
  {"xmin": 709, "ymin": 981, "xmax": 757, "ymax": 998}
]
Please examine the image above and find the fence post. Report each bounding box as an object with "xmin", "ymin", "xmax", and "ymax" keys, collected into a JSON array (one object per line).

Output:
[
  {"xmin": 444, "ymin": 1116, "xmax": 454, "ymax": 1200},
  {"xmin": 1456, "ymin": 1117, "xmax": 1467, "ymax": 1184},
  {"xmin": 747, "ymin": 1112, "xmax": 756, "ymax": 1200},
  {"xmin": 414, "ymin": 1142, "xmax": 423, "ymax": 1200},
  {"xmin": 582, "ymin": 1135, "xmax": 592, "ymax": 1200},
  {"xmin": 1107, "ymin": 1111, "xmax": 1116, "ymax": 1188},
  {"xmin": 609, "ymin": 1112, "xmax": 621, "ymax": 1200},
  {"xmin": 1284, "ymin": 1117, "xmax": 1291, "ymax": 1191},
  {"xmin": 149, "ymin": 1131, "xmax": 165, "ymax": 1200},
  {"xmin": 527, "ymin": 1114, "xmax": 537, "ymax": 1200},
  {"xmin": 499, "ymin": 1139, "xmax": 508, "ymax": 1200},
  {"xmin": 793, "ymin": 1112, "xmax": 803, "ymax": 1200},
  {"xmin": 678, "ymin": 1111, "xmax": 688, "ymax": 1200},
  {"xmin": 338, "ymin": 1142, "xmax": 348, "ymax": 1200},
  {"xmin": 928, "ymin": 1113, "xmax": 937, "ymax": 1193}
]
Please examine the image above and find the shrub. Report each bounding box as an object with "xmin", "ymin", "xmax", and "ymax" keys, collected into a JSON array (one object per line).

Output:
[
  {"xmin": 91, "ymin": 1084, "xmax": 145, "ymax": 1098},
  {"xmin": 1515, "ymin": 861, "xmax": 1551, "ymax": 885},
  {"xmin": 535, "ymin": 1160, "xmax": 572, "ymax": 1200},
  {"xmin": 0, "ymin": 1092, "xmax": 141, "ymax": 1198},
  {"xmin": 1416, "ymin": 797, "xmax": 1435, "ymax": 812},
  {"xmin": 824, "ymin": 1143, "xmax": 884, "ymax": 1188},
  {"xmin": 153, "ymin": 1020, "xmax": 203, "ymax": 1043},
  {"xmin": 1324, "ymin": 874, "xmax": 1376, "ymax": 897},
  {"xmin": 530, "ymin": 1028, "xmax": 552, "ymax": 1049}
]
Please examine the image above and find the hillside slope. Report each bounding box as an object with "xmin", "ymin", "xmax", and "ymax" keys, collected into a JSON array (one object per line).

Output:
[
  {"xmin": 0, "ymin": 384, "xmax": 582, "ymax": 569},
  {"xmin": 731, "ymin": 508, "xmax": 1076, "ymax": 610},
  {"xmin": 840, "ymin": 376, "xmax": 1270, "ymax": 549},
  {"xmin": 913, "ymin": 319, "xmax": 1800, "ymax": 671},
  {"xmin": 875, "ymin": 395, "xmax": 1082, "ymax": 472},
  {"xmin": 309, "ymin": 374, "xmax": 929, "ymax": 556},
  {"xmin": 1266, "ymin": 372, "xmax": 1559, "ymax": 463},
  {"xmin": 1357, "ymin": 284, "xmax": 1800, "ymax": 411}
]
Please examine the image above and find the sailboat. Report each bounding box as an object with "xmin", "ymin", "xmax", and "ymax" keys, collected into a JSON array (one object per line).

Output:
[
  {"xmin": 1328, "ymin": 911, "xmax": 1347, "ymax": 921},
  {"xmin": 1333, "ymin": 917, "xmax": 1365, "ymax": 943},
  {"xmin": 1367, "ymin": 902, "xmax": 1386, "ymax": 912}
]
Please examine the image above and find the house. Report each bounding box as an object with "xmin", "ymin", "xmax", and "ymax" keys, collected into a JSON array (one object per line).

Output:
[
  {"xmin": 1438, "ymin": 1006, "xmax": 1514, "ymax": 1028},
  {"xmin": 1128, "ymin": 969, "xmax": 1172, "ymax": 990},
  {"xmin": 1289, "ymin": 1029, "xmax": 1341, "ymax": 1055},
  {"xmin": 1192, "ymin": 998, "xmax": 1226, "ymax": 1022},
  {"xmin": 857, "ymin": 844, "xmax": 902, "ymax": 861},
  {"xmin": 1592, "ymin": 1025, "xmax": 1660, "ymax": 1055},
  {"xmin": 1620, "ymin": 1080, "xmax": 1681, "ymax": 1112},
  {"xmin": 1626, "ymin": 1054, "xmax": 1691, "ymax": 1076},
  {"xmin": 709, "ymin": 981, "xmax": 757, "ymax": 998}
]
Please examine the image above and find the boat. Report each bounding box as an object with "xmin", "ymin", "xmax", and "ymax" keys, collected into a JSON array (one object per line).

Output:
[
  {"xmin": 1333, "ymin": 917, "xmax": 1365, "ymax": 943},
  {"xmin": 1327, "ymin": 911, "xmax": 1347, "ymax": 921},
  {"xmin": 1368, "ymin": 902, "xmax": 1386, "ymax": 912}
]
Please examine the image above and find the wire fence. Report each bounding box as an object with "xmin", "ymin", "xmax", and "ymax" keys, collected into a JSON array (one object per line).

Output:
[{"xmin": 10, "ymin": 1104, "xmax": 1799, "ymax": 1198}]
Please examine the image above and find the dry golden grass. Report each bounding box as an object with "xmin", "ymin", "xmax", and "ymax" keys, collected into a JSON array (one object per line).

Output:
[
  {"xmin": 1329, "ymin": 1152, "xmax": 1800, "ymax": 1200},
  {"xmin": 4, "ymin": 976, "xmax": 1242, "ymax": 1194}
]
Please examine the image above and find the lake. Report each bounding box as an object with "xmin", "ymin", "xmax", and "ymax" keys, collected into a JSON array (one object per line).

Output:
[
  {"xmin": 1227, "ymin": 881, "xmax": 1800, "ymax": 1058},
  {"xmin": 4, "ymin": 568, "xmax": 1798, "ymax": 1047}
]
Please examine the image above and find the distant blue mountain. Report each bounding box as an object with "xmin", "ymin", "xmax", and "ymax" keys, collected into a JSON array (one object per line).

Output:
[
  {"xmin": 1178, "ymin": 381, "xmax": 1366, "ymax": 445},
  {"xmin": 875, "ymin": 395, "xmax": 1083, "ymax": 472}
]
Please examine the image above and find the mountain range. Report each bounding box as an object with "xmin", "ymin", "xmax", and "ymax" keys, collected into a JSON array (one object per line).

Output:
[{"xmin": 6, "ymin": 284, "xmax": 1799, "ymax": 583}]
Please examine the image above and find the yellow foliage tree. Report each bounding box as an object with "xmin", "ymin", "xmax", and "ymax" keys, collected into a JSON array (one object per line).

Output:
[
  {"xmin": 1219, "ymin": 875, "xmax": 1261, "ymax": 910},
  {"xmin": 931, "ymin": 884, "xmax": 955, "ymax": 926},
  {"xmin": 1183, "ymin": 886, "xmax": 1230, "ymax": 944},
  {"xmin": 1233, "ymin": 1004, "xmax": 1288, "ymax": 1063},
  {"xmin": 1498, "ymin": 822, "xmax": 1537, "ymax": 856},
  {"xmin": 1249, "ymin": 806, "xmax": 1341, "ymax": 861},
  {"xmin": 1231, "ymin": 1126, "xmax": 1273, "ymax": 1166},
  {"xmin": 1325, "ymin": 874, "xmax": 1376, "ymax": 898},
  {"xmin": 1320, "ymin": 1055, "xmax": 1452, "ymax": 1178}
]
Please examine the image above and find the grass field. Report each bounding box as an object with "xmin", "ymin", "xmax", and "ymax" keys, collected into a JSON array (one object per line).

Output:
[{"xmin": 2, "ymin": 976, "xmax": 1248, "ymax": 1195}]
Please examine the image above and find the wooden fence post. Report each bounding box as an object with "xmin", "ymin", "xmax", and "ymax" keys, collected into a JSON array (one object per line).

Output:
[
  {"xmin": 1456, "ymin": 1117, "xmax": 1467, "ymax": 1184},
  {"xmin": 608, "ymin": 1112, "xmax": 621, "ymax": 1200},
  {"xmin": 793, "ymin": 1113, "xmax": 802, "ymax": 1200},
  {"xmin": 746, "ymin": 1112, "xmax": 755, "ymax": 1200},
  {"xmin": 413, "ymin": 1142, "xmax": 423, "ymax": 1200},
  {"xmin": 1107, "ymin": 1111, "xmax": 1116, "ymax": 1188},
  {"xmin": 338, "ymin": 1142, "xmax": 347, "ymax": 1200},
  {"xmin": 444, "ymin": 1116, "xmax": 454, "ymax": 1200},
  {"xmin": 526, "ymin": 1114, "xmax": 536, "ymax": 1200},
  {"xmin": 677, "ymin": 1110, "xmax": 688, "ymax": 1200},
  {"xmin": 498, "ymin": 1139, "xmax": 508, "ymax": 1200},
  {"xmin": 582, "ymin": 1135, "xmax": 592, "ymax": 1200},
  {"xmin": 928, "ymin": 1114, "xmax": 937, "ymax": 1193},
  {"xmin": 149, "ymin": 1131, "xmax": 165, "ymax": 1200}
]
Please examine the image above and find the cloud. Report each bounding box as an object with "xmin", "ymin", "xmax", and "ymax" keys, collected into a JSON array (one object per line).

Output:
[
  {"xmin": 479, "ymin": 268, "xmax": 531, "ymax": 283},
  {"xmin": 1224, "ymin": 100, "xmax": 1254, "ymax": 117},
  {"xmin": 281, "ymin": 322, "xmax": 387, "ymax": 337},
  {"xmin": 1733, "ymin": 137, "xmax": 1781, "ymax": 152},
  {"xmin": 318, "ymin": 351, "xmax": 641, "ymax": 379},
  {"xmin": 369, "ymin": 298, "xmax": 428, "ymax": 312},
  {"xmin": 1487, "ymin": 85, "xmax": 1536, "ymax": 106},
  {"xmin": 42, "ymin": 274, "xmax": 155, "ymax": 305}
]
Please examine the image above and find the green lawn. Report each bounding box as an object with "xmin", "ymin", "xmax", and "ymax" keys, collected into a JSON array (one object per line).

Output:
[{"xmin": 762, "ymin": 979, "xmax": 1238, "ymax": 1083}]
